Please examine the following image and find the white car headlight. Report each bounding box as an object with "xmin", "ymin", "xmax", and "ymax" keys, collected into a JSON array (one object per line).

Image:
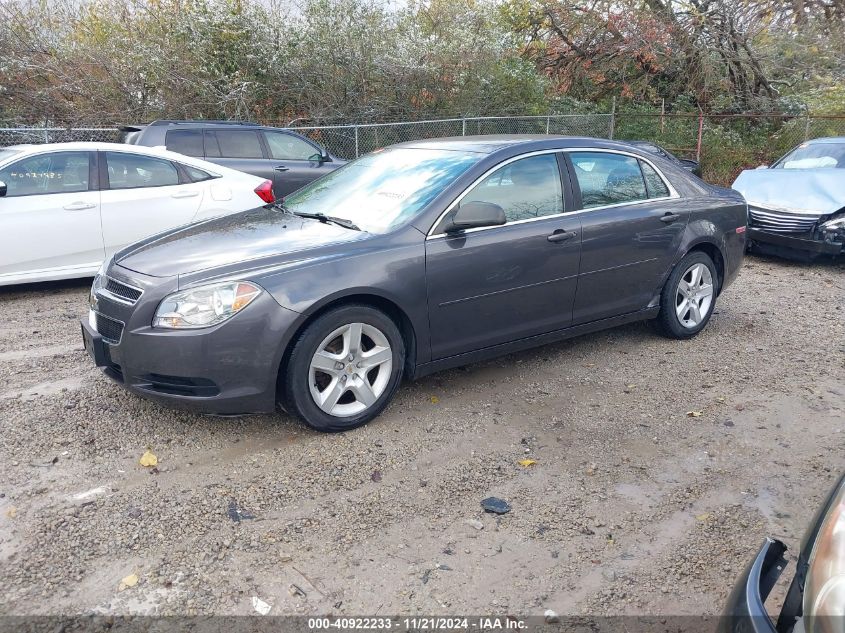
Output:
[
  {"xmin": 89, "ymin": 262, "xmax": 108, "ymax": 310},
  {"xmin": 804, "ymin": 481, "xmax": 845, "ymax": 633},
  {"xmin": 153, "ymin": 281, "xmax": 262, "ymax": 329}
]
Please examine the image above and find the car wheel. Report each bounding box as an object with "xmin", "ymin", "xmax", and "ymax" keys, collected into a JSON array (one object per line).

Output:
[
  {"xmin": 656, "ymin": 251, "xmax": 719, "ymax": 339},
  {"xmin": 282, "ymin": 304, "xmax": 405, "ymax": 432}
]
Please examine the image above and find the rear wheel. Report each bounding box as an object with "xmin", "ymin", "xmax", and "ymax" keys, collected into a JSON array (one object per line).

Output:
[
  {"xmin": 656, "ymin": 251, "xmax": 718, "ymax": 339},
  {"xmin": 282, "ymin": 305, "xmax": 405, "ymax": 432}
]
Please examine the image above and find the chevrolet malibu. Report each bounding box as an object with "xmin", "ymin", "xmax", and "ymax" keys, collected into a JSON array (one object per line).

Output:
[{"xmin": 81, "ymin": 136, "xmax": 747, "ymax": 431}]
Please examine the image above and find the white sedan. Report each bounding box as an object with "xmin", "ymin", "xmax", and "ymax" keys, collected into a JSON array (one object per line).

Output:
[{"xmin": 0, "ymin": 142, "xmax": 275, "ymax": 285}]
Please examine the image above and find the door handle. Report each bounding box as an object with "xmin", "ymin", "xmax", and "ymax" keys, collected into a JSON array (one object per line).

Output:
[
  {"xmin": 274, "ymin": 165, "xmax": 290, "ymax": 172},
  {"xmin": 660, "ymin": 212, "xmax": 681, "ymax": 223},
  {"xmin": 63, "ymin": 202, "xmax": 96, "ymax": 211},
  {"xmin": 171, "ymin": 190, "xmax": 200, "ymax": 199},
  {"xmin": 547, "ymin": 230, "xmax": 578, "ymax": 243}
]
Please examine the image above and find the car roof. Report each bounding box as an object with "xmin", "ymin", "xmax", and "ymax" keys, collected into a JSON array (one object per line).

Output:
[
  {"xmin": 0, "ymin": 142, "xmax": 259, "ymax": 179},
  {"xmin": 391, "ymin": 135, "xmax": 644, "ymax": 155},
  {"xmin": 806, "ymin": 136, "xmax": 845, "ymax": 145}
]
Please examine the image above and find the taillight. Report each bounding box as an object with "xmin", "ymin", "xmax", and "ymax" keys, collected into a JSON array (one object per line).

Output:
[{"xmin": 254, "ymin": 180, "xmax": 275, "ymax": 203}]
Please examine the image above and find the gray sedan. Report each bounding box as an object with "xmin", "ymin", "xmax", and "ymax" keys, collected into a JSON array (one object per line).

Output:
[{"xmin": 81, "ymin": 136, "xmax": 747, "ymax": 431}]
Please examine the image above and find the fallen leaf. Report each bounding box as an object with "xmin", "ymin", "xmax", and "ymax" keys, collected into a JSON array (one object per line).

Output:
[
  {"xmin": 5, "ymin": 506, "xmax": 17, "ymax": 518},
  {"xmin": 371, "ymin": 470, "xmax": 382, "ymax": 482},
  {"xmin": 118, "ymin": 573, "xmax": 138, "ymax": 591},
  {"xmin": 696, "ymin": 512, "xmax": 711, "ymax": 521},
  {"xmin": 518, "ymin": 458, "xmax": 537, "ymax": 467},
  {"xmin": 430, "ymin": 396, "xmax": 439, "ymax": 404},
  {"xmin": 585, "ymin": 463, "xmax": 597, "ymax": 475},
  {"xmin": 686, "ymin": 410, "xmax": 703, "ymax": 418},
  {"xmin": 139, "ymin": 450, "xmax": 158, "ymax": 467}
]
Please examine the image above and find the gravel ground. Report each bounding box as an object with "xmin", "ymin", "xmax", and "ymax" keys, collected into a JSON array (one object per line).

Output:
[{"xmin": 0, "ymin": 254, "xmax": 842, "ymax": 618}]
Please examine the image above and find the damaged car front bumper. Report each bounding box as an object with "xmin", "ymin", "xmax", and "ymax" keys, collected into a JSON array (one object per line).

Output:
[{"xmin": 747, "ymin": 205, "xmax": 844, "ymax": 259}]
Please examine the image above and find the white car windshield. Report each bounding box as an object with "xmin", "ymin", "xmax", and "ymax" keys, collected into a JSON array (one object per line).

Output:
[
  {"xmin": 282, "ymin": 147, "xmax": 482, "ymax": 233},
  {"xmin": 775, "ymin": 142, "xmax": 845, "ymax": 169}
]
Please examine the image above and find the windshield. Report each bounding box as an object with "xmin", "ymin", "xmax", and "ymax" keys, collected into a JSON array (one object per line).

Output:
[
  {"xmin": 282, "ymin": 147, "xmax": 482, "ymax": 233},
  {"xmin": 774, "ymin": 142, "xmax": 845, "ymax": 169}
]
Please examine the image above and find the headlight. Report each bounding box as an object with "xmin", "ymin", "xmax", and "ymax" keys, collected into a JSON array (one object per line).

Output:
[
  {"xmin": 820, "ymin": 216, "xmax": 845, "ymax": 231},
  {"xmin": 153, "ymin": 281, "xmax": 262, "ymax": 329},
  {"xmin": 804, "ymin": 480, "xmax": 845, "ymax": 633},
  {"xmin": 89, "ymin": 262, "xmax": 108, "ymax": 310}
]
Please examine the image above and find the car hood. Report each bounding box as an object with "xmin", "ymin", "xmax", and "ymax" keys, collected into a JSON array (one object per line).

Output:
[
  {"xmin": 115, "ymin": 206, "xmax": 367, "ymax": 278},
  {"xmin": 732, "ymin": 169, "xmax": 845, "ymax": 215}
]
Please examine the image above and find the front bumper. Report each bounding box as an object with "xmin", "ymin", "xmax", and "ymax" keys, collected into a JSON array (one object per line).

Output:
[
  {"xmin": 82, "ymin": 269, "xmax": 303, "ymax": 415},
  {"xmin": 719, "ymin": 538, "xmax": 788, "ymax": 633},
  {"xmin": 748, "ymin": 227, "xmax": 843, "ymax": 256}
]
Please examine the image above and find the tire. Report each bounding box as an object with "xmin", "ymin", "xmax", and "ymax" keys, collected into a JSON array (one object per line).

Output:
[
  {"xmin": 282, "ymin": 304, "xmax": 405, "ymax": 432},
  {"xmin": 656, "ymin": 251, "xmax": 719, "ymax": 339}
]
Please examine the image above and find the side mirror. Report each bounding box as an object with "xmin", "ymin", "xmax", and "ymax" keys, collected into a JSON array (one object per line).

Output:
[
  {"xmin": 310, "ymin": 150, "xmax": 331, "ymax": 163},
  {"xmin": 680, "ymin": 159, "xmax": 699, "ymax": 169},
  {"xmin": 445, "ymin": 201, "xmax": 507, "ymax": 232},
  {"xmin": 0, "ymin": 180, "xmax": 6, "ymax": 197}
]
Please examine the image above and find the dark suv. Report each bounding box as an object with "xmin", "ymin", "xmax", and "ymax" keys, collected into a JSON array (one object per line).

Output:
[{"xmin": 120, "ymin": 120, "xmax": 345, "ymax": 197}]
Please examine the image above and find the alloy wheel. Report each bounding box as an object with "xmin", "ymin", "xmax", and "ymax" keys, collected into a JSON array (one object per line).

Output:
[
  {"xmin": 308, "ymin": 322, "xmax": 393, "ymax": 417},
  {"xmin": 675, "ymin": 263, "xmax": 714, "ymax": 329}
]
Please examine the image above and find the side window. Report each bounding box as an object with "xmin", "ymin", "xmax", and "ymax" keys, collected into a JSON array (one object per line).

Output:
[
  {"xmin": 461, "ymin": 154, "xmax": 564, "ymax": 223},
  {"xmin": 205, "ymin": 130, "xmax": 263, "ymax": 159},
  {"xmin": 165, "ymin": 130, "xmax": 204, "ymax": 157},
  {"xmin": 183, "ymin": 165, "xmax": 216, "ymax": 182},
  {"xmin": 105, "ymin": 152, "xmax": 179, "ymax": 190},
  {"xmin": 0, "ymin": 152, "xmax": 90, "ymax": 197},
  {"xmin": 264, "ymin": 132, "xmax": 321, "ymax": 160},
  {"xmin": 569, "ymin": 152, "xmax": 647, "ymax": 209},
  {"xmin": 640, "ymin": 160, "xmax": 670, "ymax": 198}
]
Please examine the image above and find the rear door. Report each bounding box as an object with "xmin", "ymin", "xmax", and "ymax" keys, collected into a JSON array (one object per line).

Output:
[
  {"xmin": 0, "ymin": 150, "xmax": 103, "ymax": 282},
  {"xmin": 99, "ymin": 150, "xmax": 204, "ymax": 258},
  {"xmin": 203, "ymin": 129, "xmax": 275, "ymax": 186},
  {"xmin": 425, "ymin": 152, "xmax": 581, "ymax": 360},
  {"xmin": 564, "ymin": 150, "xmax": 689, "ymax": 324},
  {"xmin": 261, "ymin": 130, "xmax": 332, "ymax": 197}
]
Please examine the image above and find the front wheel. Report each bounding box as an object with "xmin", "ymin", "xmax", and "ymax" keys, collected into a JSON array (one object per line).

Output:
[
  {"xmin": 656, "ymin": 251, "xmax": 719, "ymax": 339},
  {"xmin": 282, "ymin": 305, "xmax": 405, "ymax": 432}
]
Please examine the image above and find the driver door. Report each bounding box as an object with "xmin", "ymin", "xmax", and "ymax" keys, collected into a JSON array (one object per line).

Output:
[
  {"xmin": 262, "ymin": 130, "xmax": 331, "ymax": 197},
  {"xmin": 424, "ymin": 152, "xmax": 582, "ymax": 360}
]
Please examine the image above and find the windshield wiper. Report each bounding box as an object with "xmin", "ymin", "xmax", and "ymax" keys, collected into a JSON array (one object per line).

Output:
[{"xmin": 272, "ymin": 202, "xmax": 361, "ymax": 231}]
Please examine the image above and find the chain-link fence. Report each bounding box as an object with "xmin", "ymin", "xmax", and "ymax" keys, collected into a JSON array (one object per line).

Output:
[
  {"xmin": 285, "ymin": 115, "xmax": 614, "ymax": 159},
  {"xmin": 0, "ymin": 127, "xmax": 120, "ymax": 146},
  {"xmin": 2, "ymin": 113, "xmax": 843, "ymax": 185}
]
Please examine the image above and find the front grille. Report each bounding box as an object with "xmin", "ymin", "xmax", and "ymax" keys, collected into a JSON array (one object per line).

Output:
[
  {"xmin": 748, "ymin": 207, "xmax": 821, "ymax": 234},
  {"xmin": 104, "ymin": 277, "xmax": 143, "ymax": 304},
  {"xmin": 95, "ymin": 312, "xmax": 124, "ymax": 344}
]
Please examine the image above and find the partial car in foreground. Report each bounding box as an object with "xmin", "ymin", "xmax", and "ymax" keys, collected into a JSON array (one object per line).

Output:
[
  {"xmin": 721, "ymin": 473, "xmax": 844, "ymax": 633},
  {"xmin": 0, "ymin": 142, "xmax": 273, "ymax": 286},
  {"xmin": 733, "ymin": 137, "xmax": 845, "ymax": 260},
  {"xmin": 81, "ymin": 135, "xmax": 746, "ymax": 431},
  {"xmin": 120, "ymin": 120, "xmax": 345, "ymax": 197},
  {"xmin": 627, "ymin": 140, "xmax": 702, "ymax": 177}
]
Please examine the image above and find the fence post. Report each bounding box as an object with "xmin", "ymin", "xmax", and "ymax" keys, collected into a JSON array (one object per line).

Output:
[
  {"xmin": 696, "ymin": 111, "xmax": 704, "ymax": 163},
  {"xmin": 461, "ymin": 117, "xmax": 466, "ymax": 136},
  {"xmin": 804, "ymin": 113, "xmax": 811, "ymax": 141},
  {"xmin": 609, "ymin": 97, "xmax": 616, "ymax": 139},
  {"xmin": 354, "ymin": 125, "xmax": 360, "ymax": 158}
]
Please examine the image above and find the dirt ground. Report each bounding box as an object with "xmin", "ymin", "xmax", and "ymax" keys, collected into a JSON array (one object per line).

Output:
[{"xmin": 0, "ymin": 254, "xmax": 842, "ymax": 618}]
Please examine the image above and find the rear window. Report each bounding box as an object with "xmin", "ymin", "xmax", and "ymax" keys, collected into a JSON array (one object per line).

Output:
[{"xmin": 166, "ymin": 130, "xmax": 204, "ymax": 157}]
